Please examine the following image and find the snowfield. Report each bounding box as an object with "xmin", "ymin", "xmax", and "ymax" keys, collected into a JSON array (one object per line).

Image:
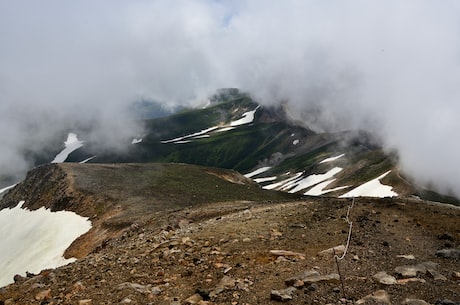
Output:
[
  {"xmin": 0, "ymin": 201, "xmax": 92, "ymax": 287},
  {"xmin": 340, "ymin": 170, "xmax": 398, "ymax": 198},
  {"xmin": 51, "ymin": 133, "xmax": 84, "ymax": 163}
]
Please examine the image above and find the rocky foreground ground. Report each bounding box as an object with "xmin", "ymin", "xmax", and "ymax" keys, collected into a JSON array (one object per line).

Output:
[{"xmin": 1, "ymin": 196, "xmax": 459, "ymax": 305}]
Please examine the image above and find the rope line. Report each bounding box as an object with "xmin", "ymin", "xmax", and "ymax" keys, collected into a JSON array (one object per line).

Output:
[{"xmin": 334, "ymin": 197, "xmax": 354, "ymax": 261}]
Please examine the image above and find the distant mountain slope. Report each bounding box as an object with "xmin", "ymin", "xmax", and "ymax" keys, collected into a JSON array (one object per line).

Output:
[
  {"xmin": 5, "ymin": 89, "xmax": 457, "ymax": 204},
  {"xmin": 65, "ymin": 94, "xmax": 421, "ymax": 200}
]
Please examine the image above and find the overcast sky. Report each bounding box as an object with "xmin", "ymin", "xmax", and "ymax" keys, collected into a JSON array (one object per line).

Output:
[{"xmin": 1, "ymin": 0, "xmax": 460, "ymax": 196}]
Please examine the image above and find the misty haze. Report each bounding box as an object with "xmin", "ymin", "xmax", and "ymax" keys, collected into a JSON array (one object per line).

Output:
[{"xmin": 1, "ymin": 2, "xmax": 460, "ymax": 303}]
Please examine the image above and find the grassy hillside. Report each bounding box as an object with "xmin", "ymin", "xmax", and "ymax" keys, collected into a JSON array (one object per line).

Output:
[{"xmin": 47, "ymin": 92, "xmax": 458, "ymax": 203}]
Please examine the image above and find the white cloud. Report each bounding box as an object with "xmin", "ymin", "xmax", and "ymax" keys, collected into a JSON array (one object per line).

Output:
[{"xmin": 1, "ymin": 1, "xmax": 459, "ymax": 196}]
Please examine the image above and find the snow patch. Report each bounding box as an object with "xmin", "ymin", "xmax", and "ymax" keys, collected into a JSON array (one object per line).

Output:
[
  {"xmin": 160, "ymin": 106, "xmax": 259, "ymax": 144},
  {"xmin": 285, "ymin": 167, "xmax": 343, "ymax": 193},
  {"xmin": 244, "ymin": 166, "xmax": 271, "ymax": 178},
  {"xmin": 79, "ymin": 156, "xmax": 96, "ymax": 164},
  {"xmin": 230, "ymin": 106, "xmax": 259, "ymax": 126},
  {"xmin": 131, "ymin": 138, "xmax": 142, "ymax": 144},
  {"xmin": 0, "ymin": 184, "xmax": 16, "ymax": 195},
  {"xmin": 320, "ymin": 153, "xmax": 345, "ymax": 164},
  {"xmin": 263, "ymin": 172, "xmax": 303, "ymax": 190},
  {"xmin": 253, "ymin": 176, "xmax": 278, "ymax": 183},
  {"xmin": 161, "ymin": 126, "xmax": 219, "ymax": 144},
  {"xmin": 192, "ymin": 135, "xmax": 210, "ymax": 139},
  {"xmin": 0, "ymin": 201, "xmax": 92, "ymax": 287},
  {"xmin": 216, "ymin": 127, "xmax": 236, "ymax": 132},
  {"xmin": 304, "ymin": 179, "xmax": 350, "ymax": 196},
  {"xmin": 51, "ymin": 133, "xmax": 83, "ymax": 163},
  {"xmin": 340, "ymin": 170, "xmax": 397, "ymax": 198}
]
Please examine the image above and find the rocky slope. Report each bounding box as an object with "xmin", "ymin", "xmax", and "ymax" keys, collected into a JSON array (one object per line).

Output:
[{"xmin": 1, "ymin": 164, "xmax": 459, "ymax": 304}]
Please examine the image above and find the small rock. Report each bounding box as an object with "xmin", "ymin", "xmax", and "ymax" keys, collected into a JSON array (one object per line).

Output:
[
  {"xmin": 117, "ymin": 282, "xmax": 151, "ymax": 294},
  {"xmin": 438, "ymin": 233, "xmax": 454, "ymax": 241},
  {"xmin": 185, "ymin": 293, "xmax": 203, "ymax": 304},
  {"xmin": 306, "ymin": 283, "xmax": 317, "ymax": 292},
  {"xmin": 269, "ymin": 250, "xmax": 305, "ymax": 259},
  {"xmin": 30, "ymin": 283, "xmax": 45, "ymax": 290},
  {"xmin": 120, "ymin": 297, "xmax": 133, "ymax": 304},
  {"xmin": 35, "ymin": 289, "xmax": 51, "ymax": 301},
  {"xmin": 435, "ymin": 300, "xmax": 456, "ymax": 305},
  {"xmin": 270, "ymin": 287, "xmax": 297, "ymax": 302},
  {"xmin": 26, "ymin": 271, "xmax": 35, "ymax": 278},
  {"xmin": 217, "ymin": 275, "xmax": 236, "ymax": 289},
  {"xmin": 196, "ymin": 288, "xmax": 210, "ymax": 300},
  {"xmin": 318, "ymin": 245, "xmax": 346, "ymax": 256},
  {"xmin": 402, "ymin": 299, "xmax": 431, "ymax": 305},
  {"xmin": 209, "ymin": 276, "xmax": 236, "ymax": 298},
  {"xmin": 395, "ymin": 266, "xmax": 419, "ymax": 278},
  {"xmin": 436, "ymin": 248, "xmax": 460, "ymax": 259},
  {"xmin": 13, "ymin": 274, "xmax": 26, "ymax": 283},
  {"xmin": 356, "ymin": 290, "xmax": 391, "ymax": 304},
  {"xmin": 397, "ymin": 254, "xmax": 416, "ymax": 260},
  {"xmin": 73, "ymin": 281, "xmax": 86, "ymax": 292},
  {"xmin": 275, "ymin": 256, "xmax": 289, "ymax": 263},
  {"xmin": 426, "ymin": 269, "xmax": 447, "ymax": 281},
  {"xmin": 151, "ymin": 286, "xmax": 162, "ymax": 295},
  {"xmin": 270, "ymin": 228, "xmax": 283, "ymax": 239},
  {"xmin": 394, "ymin": 262, "xmax": 438, "ymax": 278},
  {"xmin": 292, "ymin": 280, "xmax": 304, "ymax": 288},
  {"xmin": 285, "ymin": 270, "xmax": 339, "ymax": 286},
  {"xmin": 332, "ymin": 287, "xmax": 341, "ymax": 293},
  {"xmin": 372, "ymin": 271, "xmax": 397, "ymax": 285},
  {"xmin": 451, "ymin": 271, "xmax": 460, "ymax": 280},
  {"xmin": 78, "ymin": 300, "xmax": 92, "ymax": 305},
  {"xmin": 397, "ymin": 278, "xmax": 426, "ymax": 285}
]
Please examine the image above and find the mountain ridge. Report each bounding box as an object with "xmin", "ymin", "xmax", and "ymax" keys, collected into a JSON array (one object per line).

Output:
[{"xmin": 1, "ymin": 91, "xmax": 457, "ymax": 204}]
